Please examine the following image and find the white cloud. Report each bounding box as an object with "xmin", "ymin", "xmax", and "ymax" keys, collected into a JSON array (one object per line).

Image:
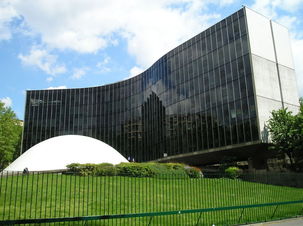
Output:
[
  {"xmin": 0, "ymin": 97, "xmax": 12, "ymax": 107},
  {"xmin": 47, "ymin": 86, "xmax": 67, "ymax": 90},
  {"xmin": 71, "ymin": 68, "xmax": 88, "ymax": 80},
  {"xmin": 121, "ymin": 2, "xmax": 219, "ymax": 68},
  {"xmin": 18, "ymin": 47, "xmax": 66, "ymax": 76},
  {"xmin": 0, "ymin": 1, "xmax": 18, "ymax": 40},
  {"xmin": 251, "ymin": 0, "xmax": 303, "ymax": 18},
  {"xmin": 274, "ymin": 0, "xmax": 303, "ymax": 12},
  {"xmin": 5, "ymin": 0, "xmax": 220, "ymax": 69},
  {"xmin": 46, "ymin": 77, "xmax": 53, "ymax": 82},
  {"xmin": 96, "ymin": 56, "xmax": 111, "ymax": 73},
  {"xmin": 276, "ymin": 15, "xmax": 297, "ymax": 29},
  {"xmin": 5, "ymin": 0, "xmax": 302, "ymax": 90},
  {"xmin": 128, "ymin": 66, "xmax": 144, "ymax": 78},
  {"xmin": 218, "ymin": 0, "xmax": 237, "ymax": 6}
]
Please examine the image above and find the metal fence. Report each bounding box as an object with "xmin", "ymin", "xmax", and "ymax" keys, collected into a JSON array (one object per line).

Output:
[
  {"xmin": 0, "ymin": 172, "xmax": 303, "ymax": 225},
  {"xmin": 241, "ymin": 172, "xmax": 303, "ymax": 188}
]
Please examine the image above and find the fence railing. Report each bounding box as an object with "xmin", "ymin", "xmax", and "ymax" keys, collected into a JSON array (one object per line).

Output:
[{"xmin": 0, "ymin": 172, "xmax": 303, "ymax": 225}]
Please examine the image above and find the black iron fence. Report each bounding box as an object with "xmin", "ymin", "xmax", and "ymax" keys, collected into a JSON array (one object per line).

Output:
[
  {"xmin": 241, "ymin": 172, "xmax": 303, "ymax": 188},
  {"xmin": 0, "ymin": 172, "xmax": 303, "ymax": 225}
]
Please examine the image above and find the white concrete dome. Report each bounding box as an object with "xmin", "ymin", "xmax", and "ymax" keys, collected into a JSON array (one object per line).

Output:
[{"xmin": 4, "ymin": 135, "xmax": 128, "ymax": 172}]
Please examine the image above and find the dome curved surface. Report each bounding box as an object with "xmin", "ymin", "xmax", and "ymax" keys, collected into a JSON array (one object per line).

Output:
[{"xmin": 4, "ymin": 135, "xmax": 128, "ymax": 172}]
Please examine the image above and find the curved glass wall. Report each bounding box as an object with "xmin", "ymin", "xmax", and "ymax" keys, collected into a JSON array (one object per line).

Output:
[{"xmin": 22, "ymin": 8, "xmax": 259, "ymax": 162}]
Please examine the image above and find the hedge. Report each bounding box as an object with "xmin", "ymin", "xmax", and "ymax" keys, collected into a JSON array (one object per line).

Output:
[
  {"xmin": 66, "ymin": 162, "xmax": 203, "ymax": 178},
  {"xmin": 225, "ymin": 166, "xmax": 243, "ymax": 179}
]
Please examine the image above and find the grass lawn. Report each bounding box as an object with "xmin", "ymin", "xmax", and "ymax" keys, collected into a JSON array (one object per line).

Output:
[{"xmin": 0, "ymin": 173, "xmax": 303, "ymax": 225}]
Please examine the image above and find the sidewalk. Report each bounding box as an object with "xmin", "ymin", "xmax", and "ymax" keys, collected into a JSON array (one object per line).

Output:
[{"xmin": 246, "ymin": 217, "xmax": 303, "ymax": 225}]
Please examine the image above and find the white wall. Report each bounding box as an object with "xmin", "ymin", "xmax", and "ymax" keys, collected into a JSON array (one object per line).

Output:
[
  {"xmin": 278, "ymin": 65, "xmax": 299, "ymax": 108},
  {"xmin": 256, "ymin": 96, "xmax": 283, "ymax": 142},
  {"xmin": 245, "ymin": 8, "xmax": 275, "ymax": 62},
  {"xmin": 245, "ymin": 7, "xmax": 299, "ymax": 140},
  {"xmin": 285, "ymin": 103, "xmax": 300, "ymax": 115},
  {"xmin": 271, "ymin": 21, "xmax": 294, "ymax": 69},
  {"xmin": 251, "ymin": 55, "xmax": 281, "ymax": 102}
]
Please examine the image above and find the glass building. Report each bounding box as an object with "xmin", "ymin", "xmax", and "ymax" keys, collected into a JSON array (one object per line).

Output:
[{"xmin": 21, "ymin": 7, "xmax": 299, "ymax": 166}]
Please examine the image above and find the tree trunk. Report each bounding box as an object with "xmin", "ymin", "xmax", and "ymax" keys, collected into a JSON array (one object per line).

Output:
[{"xmin": 286, "ymin": 152, "xmax": 294, "ymax": 169}]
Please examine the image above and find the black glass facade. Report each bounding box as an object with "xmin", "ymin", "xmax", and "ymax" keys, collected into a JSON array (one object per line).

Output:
[{"xmin": 22, "ymin": 8, "xmax": 259, "ymax": 162}]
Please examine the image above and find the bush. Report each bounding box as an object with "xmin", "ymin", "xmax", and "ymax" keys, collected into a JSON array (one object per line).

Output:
[
  {"xmin": 116, "ymin": 163, "xmax": 155, "ymax": 177},
  {"xmin": 225, "ymin": 166, "xmax": 242, "ymax": 179},
  {"xmin": 185, "ymin": 167, "xmax": 203, "ymax": 178},
  {"xmin": 142, "ymin": 163, "xmax": 187, "ymax": 179},
  {"xmin": 78, "ymin": 163, "xmax": 98, "ymax": 176},
  {"xmin": 96, "ymin": 163, "xmax": 117, "ymax": 176},
  {"xmin": 66, "ymin": 163, "xmax": 81, "ymax": 173},
  {"xmin": 66, "ymin": 163, "xmax": 98, "ymax": 176},
  {"xmin": 66, "ymin": 162, "xmax": 203, "ymax": 178},
  {"xmin": 165, "ymin": 163, "xmax": 186, "ymax": 170}
]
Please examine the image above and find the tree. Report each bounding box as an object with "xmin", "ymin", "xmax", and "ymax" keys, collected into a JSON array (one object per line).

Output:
[
  {"xmin": 293, "ymin": 98, "xmax": 303, "ymax": 166},
  {"xmin": 267, "ymin": 104, "xmax": 303, "ymax": 170},
  {"xmin": 267, "ymin": 108, "xmax": 296, "ymax": 166},
  {"xmin": 299, "ymin": 97, "xmax": 303, "ymax": 112},
  {"xmin": 0, "ymin": 101, "xmax": 22, "ymax": 170}
]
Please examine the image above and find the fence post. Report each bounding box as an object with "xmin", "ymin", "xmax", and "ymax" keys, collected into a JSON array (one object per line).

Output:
[
  {"xmin": 195, "ymin": 212, "xmax": 203, "ymax": 226},
  {"xmin": 238, "ymin": 208, "xmax": 245, "ymax": 223},
  {"xmin": 271, "ymin": 205, "xmax": 279, "ymax": 219},
  {"xmin": 148, "ymin": 216, "xmax": 154, "ymax": 225}
]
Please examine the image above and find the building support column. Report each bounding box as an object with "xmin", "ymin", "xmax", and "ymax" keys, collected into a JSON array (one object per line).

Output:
[{"xmin": 248, "ymin": 154, "xmax": 268, "ymax": 172}]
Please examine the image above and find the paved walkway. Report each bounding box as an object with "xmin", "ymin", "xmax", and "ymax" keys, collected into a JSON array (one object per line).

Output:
[{"xmin": 246, "ymin": 217, "xmax": 303, "ymax": 225}]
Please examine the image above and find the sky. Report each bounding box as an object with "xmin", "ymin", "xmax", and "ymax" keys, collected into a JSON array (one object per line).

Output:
[{"xmin": 1, "ymin": 0, "xmax": 303, "ymax": 120}]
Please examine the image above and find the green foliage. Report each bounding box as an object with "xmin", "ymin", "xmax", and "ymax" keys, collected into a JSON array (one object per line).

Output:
[
  {"xmin": 225, "ymin": 166, "xmax": 242, "ymax": 179},
  {"xmin": 116, "ymin": 162, "xmax": 155, "ymax": 177},
  {"xmin": 185, "ymin": 167, "xmax": 203, "ymax": 178},
  {"xmin": 0, "ymin": 101, "xmax": 22, "ymax": 170},
  {"xmin": 66, "ymin": 163, "xmax": 81, "ymax": 173},
  {"xmin": 66, "ymin": 162, "xmax": 202, "ymax": 178},
  {"xmin": 218, "ymin": 156, "xmax": 238, "ymax": 173},
  {"xmin": 164, "ymin": 162, "xmax": 185, "ymax": 170},
  {"xmin": 267, "ymin": 107, "xmax": 303, "ymax": 169},
  {"xmin": 79, "ymin": 163, "xmax": 99, "ymax": 176},
  {"xmin": 66, "ymin": 163, "xmax": 98, "ymax": 176},
  {"xmin": 157, "ymin": 163, "xmax": 190, "ymax": 178},
  {"xmin": 96, "ymin": 163, "xmax": 117, "ymax": 176}
]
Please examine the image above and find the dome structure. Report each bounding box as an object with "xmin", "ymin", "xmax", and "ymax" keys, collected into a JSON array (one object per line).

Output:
[{"xmin": 4, "ymin": 135, "xmax": 128, "ymax": 172}]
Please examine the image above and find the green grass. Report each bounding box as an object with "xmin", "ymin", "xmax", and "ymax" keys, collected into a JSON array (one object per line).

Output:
[{"xmin": 0, "ymin": 173, "xmax": 303, "ymax": 225}]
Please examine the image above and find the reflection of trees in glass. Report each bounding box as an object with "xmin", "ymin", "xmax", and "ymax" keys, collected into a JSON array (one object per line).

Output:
[
  {"xmin": 122, "ymin": 118, "xmax": 143, "ymax": 162},
  {"xmin": 142, "ymin": 92, "xmax": 166, "ymax": 161}
]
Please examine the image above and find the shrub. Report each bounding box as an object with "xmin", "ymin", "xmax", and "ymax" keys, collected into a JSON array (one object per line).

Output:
[
  {"xmin": 165, "ymin": 163, "xmax": 186, "ymax": 170},
  {"xmin": 150, "ymin": 163, "xmax": 188, "ymax": 178},
  {"xmin": 225, "ymin": 166, "xmax": 242, "ymax": 179},
  {"xmin": 185, "ymin": 167, "xmax": 203, "ymax": 178},
  {"xmin": 116, "ymin": 163, "xmax": 155, "ymax": 177},
  {"xmin": 142, "ymin": 162, "xmax": 187, "ymax": 179},
  {"xmin": 66, "ymin": 162, "xmax": 203, "ymax": 178},
  {"xmin": 66, "ymin": 163, "xmax": 81, "ymax": 174},
  {"xmin": 78, "ymin": 163, "xmax": 98, "ymax": 176},
  {"xmin": 66, "ymin": 163, "xmax": 98, "ymax": 176},
  {"xmin": 96, "ymin": 163, "xmax": 117, "ymax": 176}
]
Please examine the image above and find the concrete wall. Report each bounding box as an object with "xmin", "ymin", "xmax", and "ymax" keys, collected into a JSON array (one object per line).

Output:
[
  {"xmin": 245, "ymin": 7, "xmax": 299, "ymax": 141},
  {"xmin": 245, "ymin": 8, "xmax": 275, "ymax": 62},
  {"xmin": 271, "ymin": 20, "xmax": 299, "ymax": 113}
]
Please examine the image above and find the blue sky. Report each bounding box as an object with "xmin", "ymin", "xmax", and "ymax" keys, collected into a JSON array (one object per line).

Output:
[{"xmin": 1, "ymin": 0, "xmax": 303, "ymax": 119}]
